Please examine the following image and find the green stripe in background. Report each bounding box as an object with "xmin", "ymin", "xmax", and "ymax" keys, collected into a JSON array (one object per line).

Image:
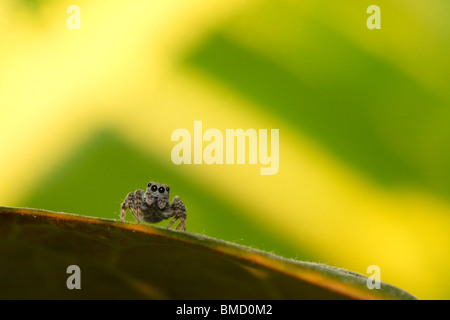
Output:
[
  {"xmin": 183, "ymin": 11, "xmax": 450, "ymax": 201},
  {"xmin": 21, "ymin": 129, "xmax": 314, "ymax": 261}
]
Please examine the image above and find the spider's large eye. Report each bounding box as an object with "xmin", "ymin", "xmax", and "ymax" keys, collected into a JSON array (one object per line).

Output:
[
  {"xmin": 158, "ymin": 186, "xmax": 165, "ymax": 193},
  {"xmin": 151, "ymin": 185, "xmax": 158, "ymax": 192},
  {"xmin": 166, "ymin": 187, "xmax": 170, "ymax": 192}
]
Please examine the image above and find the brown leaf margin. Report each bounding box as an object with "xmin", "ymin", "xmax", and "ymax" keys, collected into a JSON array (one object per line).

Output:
[{"xmin": 0, "ymin": 206, "xmax": 417, "ymax": 300}]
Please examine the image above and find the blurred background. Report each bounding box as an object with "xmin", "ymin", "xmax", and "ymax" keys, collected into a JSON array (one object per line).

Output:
[{"xmin": 0, "ymin": 0, "xmax": 449, "ymax": 299}]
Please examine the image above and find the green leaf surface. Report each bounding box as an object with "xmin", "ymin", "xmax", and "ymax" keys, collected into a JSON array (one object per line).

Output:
[{"xmin": 0, "ymin": 206, "xmax": 416, "ymax": 300}]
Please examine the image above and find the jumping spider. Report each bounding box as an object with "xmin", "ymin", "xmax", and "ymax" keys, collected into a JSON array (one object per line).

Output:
[{"xmin": 120, "ymin": 182, "xmax": 187, "ymax": 231}]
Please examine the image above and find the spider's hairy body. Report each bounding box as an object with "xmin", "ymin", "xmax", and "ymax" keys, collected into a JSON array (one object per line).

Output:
[{"xmin": 120, "ymin": 182, "xmax": 187, "ymax": 231}]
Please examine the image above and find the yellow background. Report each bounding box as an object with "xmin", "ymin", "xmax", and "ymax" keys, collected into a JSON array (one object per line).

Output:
[{"xmin": 0, "ymin": 0, "xmax": 449, "ymax": 299}]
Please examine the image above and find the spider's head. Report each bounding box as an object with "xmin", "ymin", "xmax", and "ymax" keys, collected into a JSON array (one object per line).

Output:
[{"xmin": 146, "ymin": 182, "xmax": 170, "ymax": 197}]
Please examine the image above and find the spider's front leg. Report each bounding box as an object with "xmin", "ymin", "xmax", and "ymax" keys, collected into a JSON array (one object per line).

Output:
[
  {"xmin": 120, "ymin": 189, "xmax": 145, "ymax": 223},
  {"xmin": 143, "ymin": 189, "xmax": 156, "ymax": 206},
  {"xmin": 165, "ymin": 196, "xmax": 187, "ymax": 231}
]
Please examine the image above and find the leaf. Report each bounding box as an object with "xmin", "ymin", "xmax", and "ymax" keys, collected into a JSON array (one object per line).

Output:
[{"xmin": 0, "ymin": 206, "xmax": 416, "ymax": 299}]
